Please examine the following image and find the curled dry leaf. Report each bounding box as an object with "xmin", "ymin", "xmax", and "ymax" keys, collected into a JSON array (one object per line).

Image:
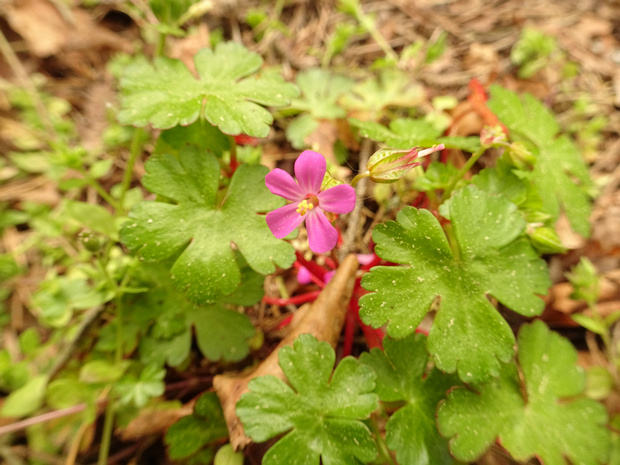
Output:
[
  {"xmin": 213, "ymin": 254, "xmax": 359, "ymax": 450},
  {"xmin": 120, "ymin": 404, "xmax": 194, "ymax": 441}
]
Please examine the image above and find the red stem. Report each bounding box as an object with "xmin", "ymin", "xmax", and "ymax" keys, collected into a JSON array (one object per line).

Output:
[
  {"xmin": 295, "ymin": 251, "xmax": 328, "ymax": 280},
  {"xmin": 262, "ymin": 290, "xmax": 321, "ymax": 306}
]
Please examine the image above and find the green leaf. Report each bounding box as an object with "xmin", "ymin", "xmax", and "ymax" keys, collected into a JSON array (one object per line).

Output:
[
  {"xmin": 284, "ymin": 69, "xmax": 354, "ymax": 149},
  {"xmin": 360, "ymin": 185, "xmax": 550, "ymax": 382},
  {"xmin": 120, "ymin": 146, "xmax": 295, "ymax": 304},
  {"xmin": 31, "ymin": 275, "xmax": 106, "ymax": 328},
  {"xmin": 360, "ymin": 333, "xmax": 459, "ymax": 465},
  {"xmin": 571, "ymin": 313, "xmax": 606, "ymax": 336},
  {"xmin": 470, "ymin": 166, "xmax": 528, "ymax": 206},
  {"xmin": 149, "ymin": 0, "xmax": 197, "ymax": 25},
  {"xmin": 64, "ymin": 200, "xmax": 118, "ymax": 239},
  {"xmin": 79, "ymin": 360, "xmax": 129, "ymax": 384},
  {"xmin": 237, "ymin": 334, "xmax": 379, "ymax": 465},
  {"xmin": 566, "ymin": 257, "xmax": 599, "ymax": 304},
  {"xmin": 165, "ymin": 392, "xmax": 228, "ymax": 460},
  {"xmin": 214, "ymin": 444, "xmax": 244, "ymax": 465},
  {"xmin": 341, "ymin": 68, "xmax": 424, "ymax": 119},
  {"xmin": 134, "ymin": 263, "xmax": 258, "ymax": 365},
  {"xmin": 351, "ymin": 117, "xmax": 480, "ymax": 152},
  {"xmin": 154, "ymin": 119, "xmax": 231, "ymax": 157},
  {"xmin": 47, "ymin": 378, "xmax": 95, "ymax": 409},
  {"xmin": 437, "ymin": 320, "xmax": 610, "ymax": 465},
  {"xmin": 190, "ymin": 304, "xmax": 256, "ymax": 361},
  {"xmin": 413, "ymin": 161, "xmax": 459, "ymax": 193},
  {"xmin": 488, "ymin": 85, "xmax": 593, "ymax": 236},
  {"xmin": 89, "ymin": 158, "xmax": 115, "ymax": 179},
  {"xmin": 1, "ymin": 374, "xmax": 48, "ymax": 418},
  {"xmin": 114, "ymin": 364, "xmax": 165, "ymax": 408},
  {"xmin": 285, "ymin": 113, "xmax": 319, "ymax": 150},
  {"xmin": 118, "ymin": 43, "xmax": 298, "ymax": 137},
  {"xmin": 289, "ymin": 68, "xmax": 354, "ymax": 119}
]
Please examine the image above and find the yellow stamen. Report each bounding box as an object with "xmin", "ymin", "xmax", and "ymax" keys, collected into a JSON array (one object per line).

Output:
[
  {"xmin": 296, "ymin": 199, "xmax": 314, "ymax": 216},
  {"xmin": 296, "ymin": 195, "xmax": 319, "ymax": 216}
]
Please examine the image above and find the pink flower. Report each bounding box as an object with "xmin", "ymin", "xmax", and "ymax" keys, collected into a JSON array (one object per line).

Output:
[{"xmin": 265, "ymin": 150, "xmax": 356, "ymax": 254}]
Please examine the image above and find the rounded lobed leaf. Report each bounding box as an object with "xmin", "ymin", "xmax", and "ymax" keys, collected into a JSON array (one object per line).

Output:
[
  {"xmin": 237, "ymin": 334, "xmax": 379, "ymax": 465},
  {"xmin": 118, "ymin": 42, "xmax": 299, "ymax": 137},
  {"xmin": 438, "ymin": 321, "xmax": 610, "ymax": 465},
  {"xmin": 360, "ymin": 186, "xmax": 551, "ymax": 383},
  {"xmin": 120, "ymin": 147, "xmax": 295, "ymax": 304}
]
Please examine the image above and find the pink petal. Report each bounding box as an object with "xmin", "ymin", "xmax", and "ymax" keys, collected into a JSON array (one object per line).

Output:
[
  {"xmin": 317, "ymin": 184, "xmax": 356, "ymax": 214},
  {"xmin": 265, "ymin": 168, "xmax": 305, "ymax": 201},
  {"xmin": 294, "ymin": 151, "xmax": 325, "ymax": 194},
  {"xmin": 305, "ymin": 209, "xmax": 338, "ymax": 254},
  {"xmin": 356, "ymin": 253, "xmax": 376, "ymax": 265},
  {"xmin": 266, "ymin": 203, "xmax": 305, "ymax": 239},
  {"xmin": 296, "ymin": 266, "xmax": 313, "ymax": 284}
]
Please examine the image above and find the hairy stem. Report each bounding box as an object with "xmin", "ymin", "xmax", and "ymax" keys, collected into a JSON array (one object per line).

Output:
[
  {"xmin": 442, "ymin": 146, "xmax": 486, "ymax": 199},
  {"xmin": 118, "ymin": 127, "xmax": 143, "ymax": 214}
]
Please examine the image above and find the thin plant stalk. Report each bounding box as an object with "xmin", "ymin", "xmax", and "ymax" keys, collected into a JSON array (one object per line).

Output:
[
  {"xmin": 443, "ymin": 146, "xmax": 486, "ymax": 199},
  {"xmin": 118, "ymin": 127, "xmax": 144, "ymax": 214}
]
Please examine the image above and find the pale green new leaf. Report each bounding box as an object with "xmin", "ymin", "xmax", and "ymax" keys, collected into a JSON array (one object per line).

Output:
[
  {"xmin": 360, "ymin": 185, "xmax": 550, "ymax": 382},
  {"xmin": 437, "ymin": 320, "xmax": 610, "ymax": 465},
  {"xmin": 120, "ymin": 146, "xmax": 295, "ymax": 304},
  {"xmin": 285, "ymin": 69, "xmax": 354, "ymax": 148},
  {"xmin": 0, "ymin": 374, "xmax": 48, "ymax": 418},
  {"xmin": 237, "ymin": 334, "xmax": 379, "ymax": 465},
  {"xmin": 288, "ymin": 68, "xmax": 354, "ymax": 119},
  {"xmin": 114, "ymin": 364, "xmax": 165, "ymax": 408},
  {"xmin": 118, "ymin": 42, "xmax": 298, "ymax": 137},
  {"xmin": 341, "ymin": 68, "xmax": 424, "ymax": 120},
  {"xmin": 350, "ymin": 117, "xmax": 480, "ymax": 152},
  {"xmin": 360, "ymin": 333, "xmax": 459, "ymax": 465},
  {"xmin": 488, "ymin": 85, "xmax": 593, "ymax": 236}
]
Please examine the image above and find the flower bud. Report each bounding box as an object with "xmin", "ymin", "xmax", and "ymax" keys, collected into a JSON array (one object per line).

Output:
[
  {"xmin": 480, "ymin": 124, "xmax": 507, "ymax": 147},
  {"xmin": 528, "ymin": 226, "xmax": 567, "ymax": 254},
  {"xmin": 366, "ymin": 145, "xmax": 444, "ymax": 183},
  {"xmin": 506, "ymin": 141, "xmax": 536, "ymax": 168}
]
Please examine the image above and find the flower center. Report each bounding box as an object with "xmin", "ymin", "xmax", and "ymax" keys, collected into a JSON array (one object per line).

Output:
[{"xmin": 296, "ymin": 195, "xmax": 319, "ymax": 216}]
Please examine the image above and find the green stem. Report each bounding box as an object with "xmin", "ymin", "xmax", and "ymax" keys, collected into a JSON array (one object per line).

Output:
[
  {"xmin": 97, "ymin": 262, "xmax": 132, "ymax": 465},
  {"xmin": 589, "ymin": 301, "xmax": 611, "ymax": 350},
  {"xmin": 78, "ymin": 166, "xmax": 120, "ymax": 210},
  {"xmin": 426, "ymin": 189, "xmax": 438, "ymax": 211},
  {"xmin": 156, "ymin": 31, "xmax": 167, "ymax": 57},
  {"xmin": 368, "ymin": 415, "xmax": 396, "ymax": 465},
  {"xmin": 354, "ymin": 6, "xmax": 398, "ymax": 62},
  {"xmin": 98, "ymin": 394, "xmax": 115, "ymax": 465},
  {"xmin": 443, "ymin": 146, "xmax": 486, "ymax": 199},
  {"xmin": 350, "ymin": 171, "xmax": 370, "ymax": 188},
  {"xmin": 443, "ymin": 222, "xmax": 461, "ymax": 262},
  {"xmin": 117, "ymin": 127, "xmax": 143, "ymax": 215}
]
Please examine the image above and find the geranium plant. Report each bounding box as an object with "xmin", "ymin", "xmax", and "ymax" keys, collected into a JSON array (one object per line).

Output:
[{"xmin": 0, "ymin": 2, "xmax": 613, "ymax": 465}]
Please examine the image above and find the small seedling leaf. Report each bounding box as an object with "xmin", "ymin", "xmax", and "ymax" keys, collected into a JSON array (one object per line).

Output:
[{"xmin": 351, "ymin": 117, "xmax": 480, "ymax": 152}]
